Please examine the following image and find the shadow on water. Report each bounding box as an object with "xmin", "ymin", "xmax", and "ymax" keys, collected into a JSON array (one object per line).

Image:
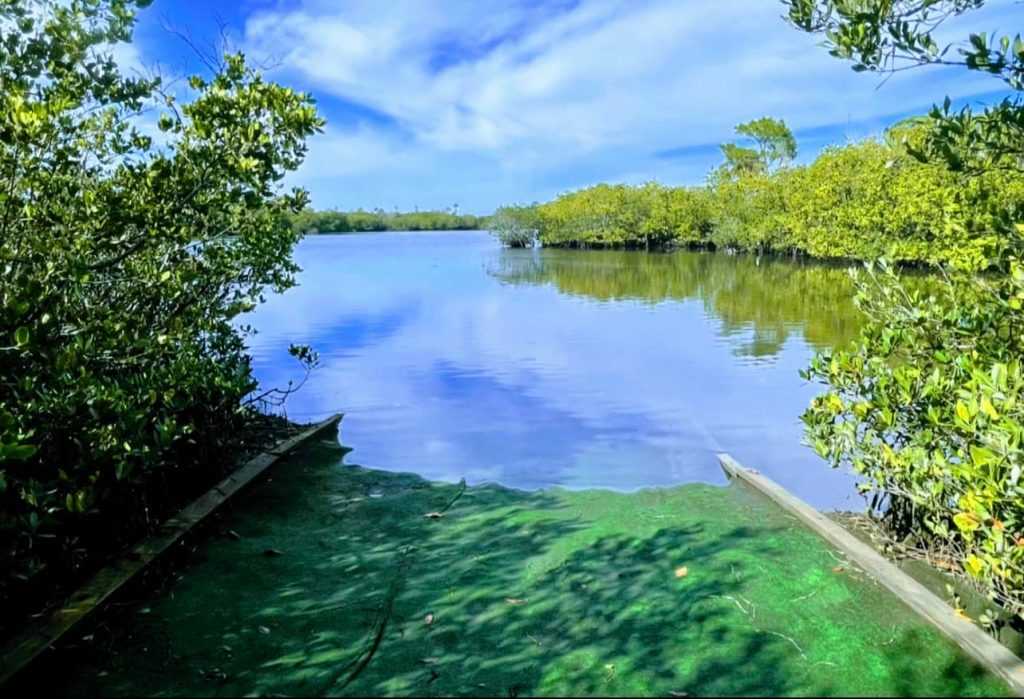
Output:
[{"xmin": 32, "ymin": 437, "xmax": 1008, "ymax": 697}]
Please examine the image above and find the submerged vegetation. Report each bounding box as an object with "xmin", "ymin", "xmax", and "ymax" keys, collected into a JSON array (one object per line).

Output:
[
  {"xmin": 39, "ymin": 439, "xmax": 1010, "ymax": 697},
  {"xmin": 288, "ymin": 207, "xmax": 486, "ymax": 234},
  {"xmin": 0, "ymin": 0, "xmax": 320, "ymax": 616}
]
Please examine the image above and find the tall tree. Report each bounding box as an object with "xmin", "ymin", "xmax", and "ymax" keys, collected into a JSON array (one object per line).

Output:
[
  {"xmin": 737, "ymin": 117, "xmax": 798, "ymax": 170},
  {"xmin": 720, "ymin": 117, "xmax": 797, "ymax": 175},
  {"xmin": 719, "ymin": 142, "xmax": 765, "ymax": 176}
]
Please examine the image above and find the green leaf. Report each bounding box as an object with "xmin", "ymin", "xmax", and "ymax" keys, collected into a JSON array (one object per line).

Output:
[
  {"xmin": 954, "ymin": 512, "xmax": 981, "ymax": 533},
  {"xmin": 955, "ymin": 401, "xmax": 972, "ymax": 424},
  {"xmin": 2, "ymin": 444, "xmax": 37, "ymax": 461},
  {"xmin": 13, "ymin": 326, "xmax": 30, "ymax": 347},
  {"xmin": 970, "ymin": 445, "xmax": 997, "ymax": 468}
]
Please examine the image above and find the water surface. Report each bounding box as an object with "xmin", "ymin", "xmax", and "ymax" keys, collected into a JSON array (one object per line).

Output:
[{"xmin": 246, "ymin": 231, "xmax": 865, "ymax": 509}]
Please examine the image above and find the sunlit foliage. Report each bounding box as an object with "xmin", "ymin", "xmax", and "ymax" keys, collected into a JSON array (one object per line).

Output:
[
  {"xmin": 790, "ymin": 0, "xmax": 1024, "ymax": 622},
  {"xmin": 519, "ymin": 124, "xmax": 1023, "ymax": 267},
  {"xmin": 721, "ymin": 117, "xmax": 798, "ymax": 176},
  {"xmin": 536, "ymin": 183, "xmax": 713, "ymax": 250},
  {"xmin": 784, "ymin": 0, "xmax": 1024, "ymax": 174}
]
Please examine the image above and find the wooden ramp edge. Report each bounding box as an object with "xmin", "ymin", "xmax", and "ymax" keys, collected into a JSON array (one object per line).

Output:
[
  {"xmin": 718, "ymin": 452, "xmax": 1024, "ymax": 697},
  {"xmin": 0, "ymin": 413, "xmax": 343, "ymax": 688}
]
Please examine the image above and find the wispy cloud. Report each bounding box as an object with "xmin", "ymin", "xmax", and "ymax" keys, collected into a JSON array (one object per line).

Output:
[{"xmin": 132, "ymin": 0, "xmax": 1019, "ymax": 212}]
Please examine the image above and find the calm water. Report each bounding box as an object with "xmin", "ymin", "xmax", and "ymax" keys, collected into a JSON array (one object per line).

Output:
[{"xmin": 246, "ymin": 231, "xmax": 866, "ymax": 509}]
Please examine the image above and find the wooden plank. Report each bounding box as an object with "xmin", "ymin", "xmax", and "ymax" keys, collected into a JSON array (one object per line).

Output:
[
  {"xmin": 717, "ymin": 452, "xmax": 1024, "ymax": 696},
  {"xmin": 0, "ymin": 413, "xmax": 343, "ymax": 688}
]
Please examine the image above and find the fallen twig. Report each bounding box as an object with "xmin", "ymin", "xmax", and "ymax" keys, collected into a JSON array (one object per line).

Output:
[
  {"xmin": 764, "ymin": 630, "xmax": 807, "ymax": 660},
  {"xmin": 791, "ymin": 589, "xmax": 818, "ymax": 603}
]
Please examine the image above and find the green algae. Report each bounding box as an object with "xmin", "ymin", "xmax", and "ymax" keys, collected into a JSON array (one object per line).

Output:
[{"xmin": 39, "ymin": 438, "xmax": 1009, "ymax": 697}]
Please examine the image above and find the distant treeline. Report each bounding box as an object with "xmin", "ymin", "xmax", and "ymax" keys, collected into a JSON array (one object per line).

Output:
[
  {"xmin": 492, "ymin": 118, "xmax": 1024, "ymax": 270},
  {"xmin": 289, "ymin": 208, "xmax": 488, "ymax": 233}
]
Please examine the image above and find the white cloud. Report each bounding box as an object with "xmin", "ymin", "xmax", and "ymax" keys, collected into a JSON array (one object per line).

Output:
[
  {"xmin": 108, "ymin": 40, "xmax": 148, "ymax": 76},
  {"xmin": 233, "ymin": 0, "xmax": 1019, "ymax": 210},
  {"xmin": 294, "ymin": 126, "xmax": 414, "ymax": 179}
]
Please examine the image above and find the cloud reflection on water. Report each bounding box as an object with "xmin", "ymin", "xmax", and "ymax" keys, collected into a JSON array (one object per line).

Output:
[{"xmin": 245, "ymin": 231, "xmax": 864, "ymax": 509}]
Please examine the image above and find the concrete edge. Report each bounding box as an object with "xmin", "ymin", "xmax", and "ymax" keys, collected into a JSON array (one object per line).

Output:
[
  {"xmin": 717, "ymin": 452, "xmax": 1024, "ymax": 697},
  {"xmin": 0, "ymin": 413, "xmax": 343, "ymax": 688}
]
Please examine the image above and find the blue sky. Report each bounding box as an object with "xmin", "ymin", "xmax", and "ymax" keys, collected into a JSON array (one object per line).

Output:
[{"xmin": 120, "ymin": 0, "xmax": 1020, "ymax": 214}]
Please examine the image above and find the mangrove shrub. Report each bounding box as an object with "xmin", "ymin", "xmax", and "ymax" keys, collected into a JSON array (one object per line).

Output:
[
  {"xmin": 509, "ymin": 127, "xmax": 1024, "ymax": 265},
  {"xmin": 791, "ymin": 0, "xmax": 1024, "ymax": 620},
  {"xmin": 0, "ymin": 0, "xmax": 322, "ymax": 609},
  {"xmin": 489, "ymin": 204, "xmax": 541, "ymax": 248}
]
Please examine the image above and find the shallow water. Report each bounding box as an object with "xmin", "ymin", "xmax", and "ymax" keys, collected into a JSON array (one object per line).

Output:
[
  {"xmin": 42, "ymin": 439, "xmax": 1007, "ymax": 697},
  {"xmin": 246, "ymin": 231, "xmax": 866, "ymax": 509}
]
